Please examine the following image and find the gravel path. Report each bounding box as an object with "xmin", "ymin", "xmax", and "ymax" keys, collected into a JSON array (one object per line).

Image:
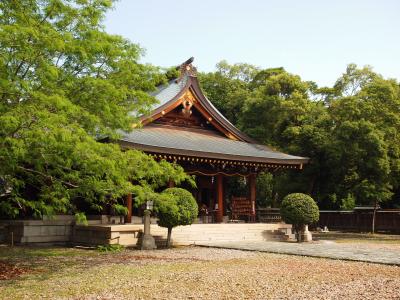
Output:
[
  {"xmin": 83, "ymin": 247, "xmax": 400, "ymax": 300},
  {"xmin": 1, "ymin": 247, "xmax": 400, "ymax": 300}
]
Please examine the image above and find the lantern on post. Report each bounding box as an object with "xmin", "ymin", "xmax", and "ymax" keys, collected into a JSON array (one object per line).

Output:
[
  {"xmin": 141, "ymin": 200, "xmax": 156, "ymax": 250},
  {"xmin": 146, "ymin": 200, "xmax": 154, "ymax": 211}
]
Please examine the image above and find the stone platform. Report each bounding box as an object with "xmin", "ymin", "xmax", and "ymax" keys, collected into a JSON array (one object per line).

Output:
[
  {"xmin": 0, "ymin": 216, "xmax": 293, "ymax": 246},
  {"xmin": 74, "ymin": 223, "xmax": 294, "ymax": 247}
]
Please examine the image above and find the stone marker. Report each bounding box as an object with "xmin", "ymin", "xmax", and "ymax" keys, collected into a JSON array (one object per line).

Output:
[{"xmin": 141, "ymin": 210, "xmax": 157, "ymax": 250}]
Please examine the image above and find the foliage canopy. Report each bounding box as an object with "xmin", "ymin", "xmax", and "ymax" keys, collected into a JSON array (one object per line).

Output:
[
  {"xmin": 156, "ymin": 187, "xmax": 198, "ymax": 247},
  {"xmin": 199, "ymin": 61, "xmax": 400, "ymax": 209},
  {"xmin": 280, "ymin": 193, "xmax": 319, "ymax": 241},
  {"xmin": 280, "ymin": 193, "xmax": 320, "ymax": 227},
  {"xmin": 0, "ymin": 0, "xmax": 192, "ymax": 219}
]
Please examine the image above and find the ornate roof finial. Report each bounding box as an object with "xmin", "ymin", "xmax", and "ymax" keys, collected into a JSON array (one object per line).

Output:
[{"xmin": 176, "ymin": 57, "xmax": 197, "ymax": 81}]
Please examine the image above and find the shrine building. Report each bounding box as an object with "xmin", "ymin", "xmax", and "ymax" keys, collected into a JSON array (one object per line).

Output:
[{"xmin": 119, "ymin": 58, "xmax": 309, "ymax": 223}]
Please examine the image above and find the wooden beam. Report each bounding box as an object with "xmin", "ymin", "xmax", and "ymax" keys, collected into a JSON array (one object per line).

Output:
[
  {"xmin": 125, "ymin": 193, "xmax": 133, "ymax": 223},
  {"xmin": 216, "ymin": 174, "xmax": 224, "ymax": 223}
]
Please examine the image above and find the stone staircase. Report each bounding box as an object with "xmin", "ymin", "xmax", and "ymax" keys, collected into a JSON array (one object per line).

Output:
[{"xmin": 134, "ymin": 223, "xmax": 295, "ymax": 247}]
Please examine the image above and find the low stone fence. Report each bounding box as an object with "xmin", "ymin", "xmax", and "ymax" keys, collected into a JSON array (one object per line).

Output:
[
  {"xmin": 0, "ymin": 216, "xmax": 75, "ymax": 245},
  {"xmin": 0, "ymin": 215, "xmax": 125, "ymax": 245}
]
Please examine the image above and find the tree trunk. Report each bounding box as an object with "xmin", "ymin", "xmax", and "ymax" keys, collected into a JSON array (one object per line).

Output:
[
  {"xmin": 372, "ymin": 199, "xmax": 378, "ymax": 235},
  {"xmin": 166, "ymin": 227, "xmax": 172, "ymax": 248},
  {"xmin": 295, "ymin": 225, "xmax": 302, "ymax": 243},
  {"xmin": 307, "ymin": 174, "xmax": 317, "ymax": 195}
]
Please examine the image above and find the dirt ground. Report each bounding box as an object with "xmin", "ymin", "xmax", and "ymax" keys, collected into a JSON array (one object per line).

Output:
[{"xmin": 0, "ymin": 245, "xmax": 399, "ymax": 300}]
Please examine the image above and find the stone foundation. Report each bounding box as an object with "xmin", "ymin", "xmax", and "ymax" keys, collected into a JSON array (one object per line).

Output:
[
  {"xmin": 0, "ymin": 216, "xmax": 294, "ymax": 246},
  {"xmin": 73, "ymin": 225, "xmax": 142, "ymax": 246}
]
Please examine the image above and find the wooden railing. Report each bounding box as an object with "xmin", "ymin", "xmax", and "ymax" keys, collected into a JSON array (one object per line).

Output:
[{"xmin": 257, "ymin": 208, "xmax": 282, "ymax": 223}]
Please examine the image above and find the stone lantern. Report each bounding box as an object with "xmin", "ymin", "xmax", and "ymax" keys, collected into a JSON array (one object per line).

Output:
[{"xmin": 141, "ymin": 201, "xmax": 157, "ymax": 250}]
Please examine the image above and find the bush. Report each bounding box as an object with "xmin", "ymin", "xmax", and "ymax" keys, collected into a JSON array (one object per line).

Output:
[
  {"xmin": 96, "ymin": 244, "xmax": 124, "ymax": 252},
  {"xmin": 280, "ymin": 193, "xmax": 319, "ymax": 242},
  {"xmin": 156, "ymin": 188, "xmax": 198, "ymax": 247}
]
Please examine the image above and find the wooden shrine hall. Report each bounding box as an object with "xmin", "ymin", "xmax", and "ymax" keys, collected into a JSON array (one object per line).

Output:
[{"xmin": 119, "ymin": 58, "xmax": 309, "ymax": 223}]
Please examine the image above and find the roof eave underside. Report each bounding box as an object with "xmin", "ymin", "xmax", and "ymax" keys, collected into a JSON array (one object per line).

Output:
[{"xmin": 118, "ymin": 140, "xmax": 309, "ymax": 166}]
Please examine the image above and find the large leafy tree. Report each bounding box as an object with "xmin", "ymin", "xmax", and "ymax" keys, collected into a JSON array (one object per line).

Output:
[
  {"xmin": 0, "ymin": 0, "xmax": 192, "ymax": 219},
  {"xmin": 198, "ymin": 60, "xmax": 257, "ymax": 125},
  {"xmin": 200, "ymin": 61, "xmax": 400, "ymax": 210}
]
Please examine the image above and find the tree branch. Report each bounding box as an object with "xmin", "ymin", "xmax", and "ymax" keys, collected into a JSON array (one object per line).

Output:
[{"xmin": 17, "ymin": 166, "xmax": 79, "ymax": 188}]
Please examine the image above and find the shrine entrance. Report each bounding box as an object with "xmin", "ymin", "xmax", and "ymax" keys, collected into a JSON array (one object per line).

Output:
[{"xmin": 189, "ymin": 172, "xmax": 257, "ymax": 223}]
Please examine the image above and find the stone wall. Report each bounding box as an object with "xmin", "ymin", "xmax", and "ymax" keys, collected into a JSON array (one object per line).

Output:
[
  {"xmin": 0, "ymin": 216, "xmax": 75, "ymax": 245},
  {"xmin": 0, "ymin": 215, "xmax": 123, "ymax": 245}
]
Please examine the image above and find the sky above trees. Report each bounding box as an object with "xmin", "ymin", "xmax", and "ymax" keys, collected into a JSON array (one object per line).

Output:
[{"xmin": 104, "ymin": 0, "xmax": 400, "ymax": 87}]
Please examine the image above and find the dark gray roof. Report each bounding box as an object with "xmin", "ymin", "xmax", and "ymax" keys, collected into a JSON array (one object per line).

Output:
[
  {"xmin": 150, "ymin": 76, "xmax": 188, "ymax": 109},
  {"xmin": 120, "ymin": 125, "xmax": 308, "ymax": 165}
]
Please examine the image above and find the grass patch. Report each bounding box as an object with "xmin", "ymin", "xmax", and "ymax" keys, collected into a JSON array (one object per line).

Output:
[
  {"xmin": 313, "ymin": 231, "xmax": 400, "ymax": 243},
  {"xmin": 0, "ymin": 246, "xmax": 97, "ymax": 260},
  {"xmin": 334, "ymin": 239, "xmax": 400, "ymax": 244},
  {"xmin": 96, "ymin": 244, "xmax": 125, "ymax": 252}
]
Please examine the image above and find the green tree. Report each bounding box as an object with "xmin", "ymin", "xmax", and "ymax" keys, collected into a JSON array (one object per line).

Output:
[
  {"xmin": 201, "ymin": 61, "xmax": 400, "ymax": 213},
  {"xmin": 198, "ymin": 60, "xmax": 257, "ymax": 124},
  {"xmin": 0, "ymin": 0, "xmax": 191, "ymax": 220},
  {"xmin": 156, "ymin": 188, "xmax": 198, "ymax": 248},
  {"xmin": 280, "ymin": 193, "xmax": 319, "ymax": 242}
]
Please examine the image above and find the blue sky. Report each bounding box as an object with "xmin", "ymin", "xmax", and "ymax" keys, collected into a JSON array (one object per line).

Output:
[{"xmin": 104, "ymin": 0, "xmax": 400, "ymax": 87}]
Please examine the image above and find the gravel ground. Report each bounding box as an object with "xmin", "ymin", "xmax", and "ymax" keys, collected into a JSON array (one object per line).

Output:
[{"xmin": 1, "ymin": 246, "xmax": 400, "ymax": 300}]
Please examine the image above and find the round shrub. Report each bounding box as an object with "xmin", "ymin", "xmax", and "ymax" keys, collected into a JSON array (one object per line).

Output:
[
  {"xmin": 161, "ymin": 188, "xmax": 198, "ymax": 226},
  {"xmin": 280, "ymin": 193, "xmax": 319, "ymax": 240},
  {"xmin": 156, "ymin": 187, "xmax": 198, "ymax": 247}
]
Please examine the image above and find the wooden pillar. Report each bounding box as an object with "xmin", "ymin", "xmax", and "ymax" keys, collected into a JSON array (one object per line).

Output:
[
  {"xmin": 249, "ymin": 174, "xmax": 256, "ymax": 222},
  {"xmin": 216, "ymin": 174, "xmax": 224, "ymax": 223},
  {"xmin": 125, "ymin": 193, "xmax": 132, "ymax": 223}
]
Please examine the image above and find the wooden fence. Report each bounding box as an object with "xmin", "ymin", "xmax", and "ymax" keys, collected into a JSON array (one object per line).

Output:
[
  {"xmin": 316, "ymin": 210, "xmax": 400, "ymax": 233},
  {"xmin": 256, "ymin": 208, "xmax": 400, "ymax": 233}
]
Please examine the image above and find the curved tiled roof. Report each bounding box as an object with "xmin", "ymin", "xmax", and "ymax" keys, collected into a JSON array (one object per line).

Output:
[
  {"xmin": 122, "ymin": 60, "xmax": 308, "ymax": 166},
  {"xmin": 150, "ymin": 76, "xmax": 189, "ymax": 108},
  {"xmin": 120, "ymin": 125, "xmax": 308, "ymax": 165}
]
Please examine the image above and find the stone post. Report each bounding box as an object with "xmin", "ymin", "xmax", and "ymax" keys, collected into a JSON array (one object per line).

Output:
[
  {"xmin": 301, "ymin": 224, "xmax": 313, "ymax": 242},
  {"xmin": 141, "ymin": 210, "xmax": 157, "ymax": 250}
]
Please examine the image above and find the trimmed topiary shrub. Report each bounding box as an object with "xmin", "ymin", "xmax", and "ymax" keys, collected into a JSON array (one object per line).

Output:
[
  {"xmin": 280, "ymin": 193, "xmax": 319, "ymax": 242},
  {"xmin": 156, "ymin": 188, "xmax": 198, "ymax": 247}
]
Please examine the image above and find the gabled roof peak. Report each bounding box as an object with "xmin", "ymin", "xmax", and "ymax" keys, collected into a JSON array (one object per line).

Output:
[{"xmin": 176, "ymin": 57, "xmax": 197, "ymax": 81}]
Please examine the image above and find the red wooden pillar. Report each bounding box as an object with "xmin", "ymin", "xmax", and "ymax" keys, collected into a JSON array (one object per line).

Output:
[
  {"xmin": 216, "ymin": 174, "xmax": 224, "ymax": 223},
  {"xmin": 125, "ymin": 193, "xmax": 132, "ymax": 223},
  {"xmin": 249, "ymin": 174, "xmax": 256, "ymax": 222}
]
